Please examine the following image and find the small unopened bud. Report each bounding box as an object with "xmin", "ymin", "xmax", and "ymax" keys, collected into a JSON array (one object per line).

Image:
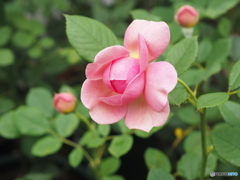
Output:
[
  {"xmin": 53, "ymin": 92, "xmax": 76, "ymax": 113},
  {"xmin": 175, "ymin": 5, "xmax": 199, "ymax": 28}
]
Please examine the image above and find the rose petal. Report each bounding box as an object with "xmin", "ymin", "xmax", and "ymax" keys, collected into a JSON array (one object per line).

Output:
[
  {"xmin": 90, "ymin": 101, "xmax": 127, "ymax": 124},
  {"xmin": 144, "ymin": 61, "xmax": 177, "ymax": 112},
  {"xmin": 138, "ymin": 33, "xmax": 148, "ymax": 72},
  {"xmin": 86, "ymin": 46, "xmax": 130, "ymax": 80},
  {"xmin": 81, "ymin": 79, "xmax": 113, "ymax": 109},
  {"xmin": 125, "ymin": 94, "xmax": 170, "ymax": 132},
  {"xmin": 124, "ymin": 20, "xmax": 170, "ymax": 61}
]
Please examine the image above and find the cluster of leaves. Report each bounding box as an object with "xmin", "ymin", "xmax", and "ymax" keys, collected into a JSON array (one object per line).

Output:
[{"xmin": 1, "ymin": 0, "xmax": 240, "ymax": 180}]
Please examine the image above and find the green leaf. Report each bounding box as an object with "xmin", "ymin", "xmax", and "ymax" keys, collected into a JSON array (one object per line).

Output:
[
  {"xmin": 197, "ymin": 92, "xmax": 229, "ymax": 110},
  {"xmin": 211, "ymin": 124, "xmax": 240, "ymax": 167},
  {"xmin": 0, "ymin": 26, "xmax": 12, "ymax": 46},
  {"xmin": 206, "ymin": 38, "xmax": 231, "ymax": 67},
  {"xmin": 80, "ymin": 130, "xmax": 105, "ymax": 148},
  {"xmin": 134, "ymin": 125, "xmax": 165, "ymax": 139},
  {"xmin": 165, "ymin": 36, "xmax": 198, "ymax": 75},
  {"xmin": 169, "ymin": 22, "xmax": 182, "ymax": 43},
  {"xmin": 65, "ymin": 15, "xmax": 119, "ymax": 62},
  {"xmin": 219, "ymin": 101, "xmax": 240, "ymax": 127},
  {"xmin": 197, "ymin": 39, "xmax": 212, "ymax": 63},
  {"xmin": 68, "ymin": 148, "xmax": 83, "ymax": 168},
  {"xmin": 130, "ymin": 9, "xmax": 161, "ymax": 21},
  {"xmin": 108, "ymin": 135, "xmax": 133, "ymax": 158},
  {"xmin": 144, "ymin": 148, "xmax": 171, "ymax": 173},
  {"xmin": 26, "ymin": 87, "xmax": 54, "ymax": 118},
  {"xmin": 100, "ymin": 157, "xmax": 121, "ymax": 176},
  {"xmin": 218, "ymin": 18, "xmax": 232, "ymax": 37},
  {"xmin": 39, "ymin": 37, "xmax": 55, "ymax": 49},
  {"xmin": 0, "ymin": 48, "xmax": 15, "ymax": 66},
  {"xmin": 178, "ymin": 106, "xmax": 199, "ymax": 125},
  {"xmin": 0, "ymin": 111, "xmax": 20, "ymax": 139},
  {"xmin": 14, "ymin": 106, "xmax": 50, "ymax": 136},
  {"xmin": 168, "ymin": 84, "xmax": 187, "ymax": 106},
  {"xmin": 204, "ymin": 0, "xmax": 239, "ymax": 19},
  {"xmin": 32, "ymin": 136, "xmax": 62, "ymax": 157},
  {"xmin": 0, "ymin": 98, "xmax": 15, "ymax": 114},
  {"xmin": 12, "ymin": 31, "xmax": 36, "ymax": 48},
  {"xmin": 101, "ymin": 175, "xmax": 125, "ymax": 180},
  {"xmin": 151, "ymin": 6, "xmax": 174, "ymax": 22},
  {"xmin": 177, "ymin": 152, "xmax": 201, "ymax": 180},
  {"xmin": 97, "ymin": 124, "xmax": 110, "ymax": 137},
  {"xmin": 231, "ymin": 35, "xmax": 240, "ymax": 61},
  {"xmin": 147, "ymin": 168, "xmax": 175, "ymax": 180},
  {"xmin": 238, "ymin": 91, "xmax": 240, "ymax": 98},
  {"xmin": 54, "ymin": 114, "xmax": 79, "ymax": 137},
  {"xmin": 229, "ymin": 60, "xmax": 240, "ymax": 91},
  {"xmin": 116, "ymin": 119, "xmax": 131, "ymax": 134},
  {"xmin": 27, "ymin": 46, "xmax": 43, "ymax": 59}
]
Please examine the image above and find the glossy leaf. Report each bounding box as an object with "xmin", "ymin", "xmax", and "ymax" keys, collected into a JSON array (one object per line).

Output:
[
  {"xmin": 54, "ymin": 113, "xmax": 79, "ymax": 137},
  {"xmin": 197, "ymin": 92, "xmax": 229, "ymax": 110},
  {"xmin": 100, "ymin": 157, "xmax": 121, "ymax": 176},
  {"xmin": 65, "ymin": 15, "xmax": 119, "ymax": 62},
  {"xmin": 14, "ymin": 106, "xmax": 49, "ymax": 136},
  {"xmin": 229, "ymin": 60, "xmax": 240, "ymax": 91},
  {"xmin": 147, "ymin": 168, "xmax": 175, "ymax": 180},
  {"xmin": 108, "ymin": 135, "xmax": 133, "ymax": 158},
  {"xmin": 165, "ymin": 36, "xmax": 198, "ymax": 75},
  {"xmin": 144, "ymin": 148, "xmax": 171, "ymax": 173},
  {"xmin": 69, "ymin": 148, "xmax": 83, "ymax": 168},
  {"xmin": 26, "ymin": 87, "xmax": 54, "ymax": 118},
  {"xmin": 211, "ymin": 124, "xmax": 240, "ymax": 167}
]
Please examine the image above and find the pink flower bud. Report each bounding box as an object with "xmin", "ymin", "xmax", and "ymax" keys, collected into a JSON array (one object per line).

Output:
[
  {"xmin": 175, "ymin": 5, "xmax": 199, "ymax": 27},
  {"xmin": 53, "ymin": 92, "xmax": 76, "ymax": 113}
]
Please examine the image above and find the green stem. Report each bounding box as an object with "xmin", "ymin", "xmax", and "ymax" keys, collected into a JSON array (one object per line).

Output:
[
  {"xmin": 48, "ymin": 129, "xmax": 95, "ymax": 168},
  {"xmin": 75, "ymin": 111, "xmax": 93, "ymax": 130},
  {"xmin": 200, "ymin": 109, "xmax": 207, "ymax": 180},
  {"xmin": 228, "ymin": 90, "xmax": 238, "ymax": 95}
]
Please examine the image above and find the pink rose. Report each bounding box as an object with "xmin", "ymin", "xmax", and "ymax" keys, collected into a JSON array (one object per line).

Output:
[
  {"xmin": 175, "ymin": 5, "xmax": 199, "ymax": 27},
  {"xmin": 53, "ymin": 92, "xmax": 77, "ymax": 113},
  {"xmin": 81, "ymin": 20, "xmax": 177, "ymax": 132}
]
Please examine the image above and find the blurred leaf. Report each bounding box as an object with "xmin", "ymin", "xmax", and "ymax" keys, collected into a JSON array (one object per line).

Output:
[
  {"xmin": 69, "ymin": 148, "xmax": 83, "ymax": 168},
  {"xmin": 151, "ymin": 6, "xmax": 174, "ymax": 22},
  {"xmin": 144, "ymin": 148, "xmax": 171, "ymax": 173},
  {"xmin": 32, "ymin": 136, "xmax": 62, "ymax": 157},
  {"xmin": 23, "ymin": 172, "xmax": 53, "ymax": 180},
  {"xmin": 169, "ymin": 22, "xmax": 182, "ymax": 43},
  {"xmin": 178, "ymin": 106, "xmax": 199, "ymax": 125},
  {"xmin": 206, "ymin": 38, "xmax": 231, "ymax": 67},
  {"xmin": 238, "ymin": 91, "xmax": 240, "ymax": 98},
  {"xmin": 0, "ymin": 111, "xmax": 20, "ymax": 139},
  {"xmin": 12, "ymin": 31, "xmax": 36, "ymax": 48},
  {"xmin": 43, "ymin": 56, "xmax": 69, "ymax": 75},
  {"xmin": 117, "ymin": 119, "xmax": 131, "ymax": 134},
  {"xmin": 177, "ymin": 152, "xmax": 201, "ymax": 180},
  {"xmin": 205, "ymin": 153, "xmax": 218, "ymax": 176},
  {"xmin": 108, "ymin": 135, "xmax": 133, "ymax": 158},
  {"xmin": 39, "ymin": 37, "xmax": 55, "ymax": 49},
  {"xmin": 80, "ymin": 130, "xmax": 105, "ymax": 148},
  {"xmin": 59, "ymin": 84, "xmax": 77, "ymax": 96},
  {"xmin": 0, "ymin": 98, "xmax": 15, "ymax": 114},
  {"xmin": 179, "ymin": 69, "xmax": 205, "ymax": 86},
  {"xmin": 168, "ymin": 84, "xmax": 187, "ymax": 106},
  {"xmin": 0, "ymin": 48, "xmax": 15, "ymax": 66},
  {"xmin": 130, "ymin": 9, "xmax": 161, "ymax": 21},
  {"xmin": 26, "ymin": 87, "xmax": 54, "ymax": 118},
  {"xmin": 97, "ymin": 124, "xmax": 110, "ymax": 137},
  {"xmin": 101, "ymin": 175, "xmax": 125, "ymax": 180},
  {"xmin": 0, "ymin": 26, "xmax": 12, "ymax": 46},
  {"xmin": 92, "ymin": 3, "xmax": 110, "ymax": 23},
  {"xmin": 134, "ymin": 125, "xmax": 165, "ymax": 138},
  {"xmin": 218, "ymin": 18, "xmax": 232, "ymax": 37},
  {"xmin": 100, "ymin": 157, "xmax": 121, "ymax": 176},
  {"xmin": 204, "ymin": 0, "xmax": 239, "ymax": 19},
  {"xmin": 14, "ymin": 106, "xmax": 50, "ymax": 136},
  {"xmin": 197, "ymin": 39, "xmax": 212, "ymax": 63},
  {"xmin": 29, "ymin": 20, "xmax": 45, "ymax": 36},
  {"xmin": 211, "ymin": 124, "xmax": 240, "ymax": 167},
  {"xmin": 165, "ymin": 36, "xmax": 198, "ymax": 75},
  {"xmin": 219, "ymin": 101, "xmax": 240, "ymax": 127},
  {"xmin": 231, "ymin": 35, "xmax": 240, "ymax": 61},
  {"xmin": 229, "ymin": 60, "xmax": 240, "ymax": 91},
  {"xmin": 27, "ymin": 46, "xmax": 43, "ymax": 59},
  {"xmin": 147, "ymin": 168, "xmax": 175, "ymax": 180},
  {"xmin": 112, "ymin": 0, "xmax": 135, "ymax": 20},
  {"xmin": 65, "ymin": 15, "xmax": 119, "ymax": 62},
  {"xmin": 197, "ymin": 93, "xmax": 229, "ymax": 110},
  {"xmin": 54, "ymin": 113, "xmax": 79, "ymax": 138},
  {"xmin": 58, "ymin": 47, "xmax": 81, "ymax": 65}
]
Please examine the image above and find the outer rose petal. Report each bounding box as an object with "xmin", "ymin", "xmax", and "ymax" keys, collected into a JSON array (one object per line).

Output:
[
  {"xmin": 86, "ymin": 46, "xmax": 130, "ymax": 80},
  {"xmin": 138, "ymin": 33, "xmax": 148, "ymax": 72},
  {"xmin": 124, "ymin": 20, "xmax": 170, "ymax": 62},
  {"xmin": 125, "ymin": 94, "xmax": 170, "ymax": 132},
  {"xmin": 81, "ymin": 79, "xmax": 114, "ymax": 109},
  {"xmin": 145, "ymin": 61, "xmax": 177, "ymax": 112},
  {"xmin": 90, "ymin": 101, "xmax": 127, "ymax": 124}
]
